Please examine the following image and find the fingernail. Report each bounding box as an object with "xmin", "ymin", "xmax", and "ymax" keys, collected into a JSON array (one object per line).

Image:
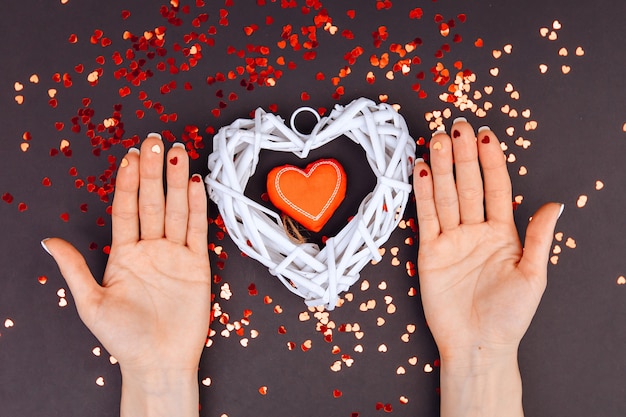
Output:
[
  {"xmin": 452, "ymin": 117, "xmax": 467, "ymax": 124},
  {"xmin": 147, "ymin": 132, "xmax": 162, "ymax": 140},
  {"xmin": 191, "ymin": 174, "xmax": 202, "ymax": 183},
  {"xmin": 431, "ymin": 128, "xmax": 446, "ymax": 137},
  {"xmin": 557, "ymin": 203, "xmax": 565, "ymax": 219},
  {"xmin": 128, "ymin": 147, "xmax": 140, "ymax": 155},
  {"xmin": 41, "ymin": 239, "xmax": 52, "ymax": 256},
  {"xmin": 172, "ymin": 142, "xmax": 185, "ymax": 149},
  {"xmin": 477, "ymin": 126, "xmax": 490, "ymax": 133},
  {"xmin": 414, "ymin": 157, "xmax": 425, "ymax": 164}
]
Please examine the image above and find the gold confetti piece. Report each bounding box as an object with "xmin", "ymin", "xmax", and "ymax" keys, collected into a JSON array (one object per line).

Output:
[
  {"xmin": 561, "ymin": 65, "xmax": 571, "ymax": 74},
  {"xmin": 386, "ymin": 71, "xmax": 394, "ymax": 80},
  {"xmin": 87, "ymin": 71, "xmax": 99, "ymax": 83},
  {"xmin": 506, "ymin": 127, "xmax": 515, "ymax": 136},
  {"xmin": 503, "ymin": 44, "xmax": 512, "ymax": 54},
  {"xmin": 510, "ymin": 91, "xmax": 520, "ymax": 100},
  {"xmin": 14, "ymin": 82, "xmax": 24, "ymax": 91},
  {"xmin": 58, "ymin": 298, "xmax": 68, "ymax": 307},
  {"xmin": 505, "ymin": 83, "xmax": 514, "ymax": 92},
  {"xmin": 507, "ymin": 153, "xmax": 516, "ymax": 163},
  {"xmin": 20, "ymin": 143, "xmax": 29, "ymax": 152},
  {"xmin": 575, "ymin": 46, "xmax": 585, "ymax": 56},
  {"xmin": 92, "ymin": 347, "xmax": 101, "ymax": 356},
  {"xmin": 4, "ymin": 319, "xmax": 14, "ymax": 328},
  {"xmin": 484, "ymin": 86, "xmax": 493, "ymax": 94},
  {"xmin": 29, "ymin": 74, "xmax": 39, "ymax": 83},
  {"xmin": 540, "ymin": 27, "xmax": 549, "ymax": 37},
  {"xmin": 553, "ymin": 245, "xmax": 562, "ymax": 254},
  {"xmin": 109, "ymin": 356, "xmax": 118, "ymax": 364},
  {"xmin": 360, "ymin": 280, "xmax": 370, "ymax": 291},
  {"xmin": 378, "ymin": 344, "xmax": 388, "ymax": 353},
  {"xmin": 386, "ymin": 304, "xmax": 396, "ymax": 314},
  {"xmin": 15, "ymin": 95, "xmax": 24, "ymax": 104},
  {"xmin": 576, "ymin": 195, "xmax": 588, "ymax": 208},
  {"xmin": 48, "ymin": 88, "xmax": 57, "ymax": 98},
  {"xmin": 525, "ymin": 121, "xmax": 538, "ymax": 130},
  {"xmin": 548, "ymin": 31, "xmax": 558, "ymax": 40},
  {"xmin": 555, "ymin": 232, "xmax": 564, "ymax": 241},
  {"xmin": 492, "ymin": 50, "xmax": 502, "ymax": 59},
  {"xmin": 330, "ymin": 361, "xmax": 342, "ymax": 372},
  {"xmin": 95, "ymin": 377, "xmax": 105, "ymax": 387},
  {"xmin": 489, "ymin": 67, "xmax": 499, "ymax": 76},
  {"xmin": 354, "ymin": 344, "xmax": 364, "ymax": 353},
  {"xmin": 515, "ymin": 195, "xmax": 524, "ymax": 204},
  {"xmin": 518, "ymin": 166, "xmax": 528, "ymax": 176},
  {"xmin": 57, "ymin": 288, "xmax": 66, "ymax": 297},
  {"xmin": 521, "ymin": 109, "xmax": 531, "ymax": 118},
  {"xmin": 60, "ymin": 139, "xmax": 70, "ymax": 151},
  {"xmin": 400, "ymin": 396, "xmax": 409, "ymax": 404},
  {"xmin": 377, "ymin": 317, "xmax": 385, "ymax": 326},
  {"xmin": 378, "ymin": 281, "xmax": 387, "ymax": 290},
  {"xmin": 550, "ymin": 255, "xmax": 559, "ymax": 265},
  {"xmin": 240, "ymin": 338, "xmax": 249, "ymax": 347},
  {"xmin": 401, "ymin": 333, "xmax": 410, "ymax": 342},
  {"xmin": 509, "ymin": 109, "xmax": 518, "ymax": 117},
  {"xmin": 424, "ymin": 364, "xmax": 433, "ymax": 372},
  {"xmin": 408, "ymin": 356, "xmax": 418, "ymax": 365},
  {"xmin": 623, "ymin": 123, "xmax": 626, "ymax": 132},
  {"xmin": 565, "ymin": 237, "xmax": 576, "ymax": 248},
  {"xmin": 391, "ymin": 257, "xmax": 400, "ymax": 266},
  {"xmin": 558, "ymin": 47, "xmax": 568, "ymax": 56},
  {"xmin": 552, "ymin": 20, "xmax": 562, "ymax": 30},
  {"xmin": 539, "ymin": 64, "xmax": 548, "ymax": 73},
  {"xmin": 201, "ymin": 378, "xmax": 211, "ymax": 386},
  {"xmin": 354, "ymin": 331, "xmax": 364, "ymax": 339},
  {"xmin": 595, "ymin": 181, "xmax": 604, "ymax": 190},
  {"xmin": 617, "ymin": 276, "xmax": 626, "ymax": 285},
  {"xmin": 501, "ymin": 104, "xmax": 510, "ymax": 113},
  {"xmin": 396, "ymin": 366, "xmax": 406, "ymax": 375}
]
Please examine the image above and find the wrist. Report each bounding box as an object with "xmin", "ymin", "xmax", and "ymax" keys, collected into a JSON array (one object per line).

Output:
[
  {"xmin": 439, "ymin": 345, "xmax": 524, "ymax": 417},
  {"xmin": 120, "ymin": 367, "xmax": 200, "ymax": 417}
]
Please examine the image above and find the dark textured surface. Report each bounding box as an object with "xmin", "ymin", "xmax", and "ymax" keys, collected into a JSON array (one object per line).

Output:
[{"xmin": 1, "ymin": 1, "xmax": 625, "ymax": 416}]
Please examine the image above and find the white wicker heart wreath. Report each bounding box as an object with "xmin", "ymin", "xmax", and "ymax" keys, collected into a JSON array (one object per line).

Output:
[{"xmin": 205, "ymin": 97, "xmax": 415, "ymax": 309}]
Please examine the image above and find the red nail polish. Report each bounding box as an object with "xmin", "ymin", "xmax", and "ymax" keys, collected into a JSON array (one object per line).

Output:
[
  {"xmin": 169, "ymin": 156, "xmax": 178, "ymax": 165},
  {"xmin": 452, "ymin": 130, "xmax": 461, "ymax": 138},
  {"xmin": 191, "ymin": 175, "xmax": 202, "ymax": 183},
  {"xmin": 481, "ymin": 135, "xmax": 490, "ymax": 144},
  {"xmin": 419, "ymin": 169, "xmax": 428, "ymax": 177}
]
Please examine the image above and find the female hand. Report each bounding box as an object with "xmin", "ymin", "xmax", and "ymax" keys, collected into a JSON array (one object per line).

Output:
[
  {"xmin": 43, "ymin": 135, "xmax": 210, "ymax": 417},
  {"xmin": 413, "ymin": 119, "xmax": 562, "ymax": 416}
]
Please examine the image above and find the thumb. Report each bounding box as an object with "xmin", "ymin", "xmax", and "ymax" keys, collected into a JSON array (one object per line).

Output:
[
  {"xmin": 517, "ymin": 202, "xmax": 564, "ymax": 285},
  {"xmin": 41, "ymin": 237, "xmax": 103, "ymax": 323}
]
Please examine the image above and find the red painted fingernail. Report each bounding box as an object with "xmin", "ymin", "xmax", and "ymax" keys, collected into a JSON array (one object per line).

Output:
[
  {"xmin": 169, "ymin": 156, "xmax": 178, "ymax": 165},
  {"xmin": 452, "ymin": 129, "xmax": 461, "ymax": 138},
  {"xmin": 191, "ymin": 175, "xmax": 202, "ymax": 183},
  {"xmin": 419, "ymin": 169, "xmax": 428, "ymax": 177},
  {"xmin": 481, "ymin": 135, "xmax": 490, "ymax": 144}
]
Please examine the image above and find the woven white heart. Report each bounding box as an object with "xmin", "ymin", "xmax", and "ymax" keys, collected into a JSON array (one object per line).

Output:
[{"xmin": 205, "ymin": 97, "xmax": 415, "ymax": 309}]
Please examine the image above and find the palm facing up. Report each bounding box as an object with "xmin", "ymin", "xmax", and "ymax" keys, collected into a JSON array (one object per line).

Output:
[
  {"xmin": 44, "ymin": 135, "xmax": 211, "ymax": 375},
  {"xmin": 413, "ymin": 120, "xmax": 562, "ymax": 361}
]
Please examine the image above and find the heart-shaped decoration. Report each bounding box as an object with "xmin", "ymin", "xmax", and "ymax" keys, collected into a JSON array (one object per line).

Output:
[
  {"xmin": 206, "ymin": 98, "xmax": 415, "ymax": 309},
  {"xmin": 267, "ymin": 158, "xmax": 347, "ymax": 232}
]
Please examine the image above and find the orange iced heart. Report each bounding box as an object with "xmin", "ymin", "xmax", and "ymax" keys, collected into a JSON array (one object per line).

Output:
[{"xmin": 267, "ymin": 159, "xmax": 347, "ymax": 232}]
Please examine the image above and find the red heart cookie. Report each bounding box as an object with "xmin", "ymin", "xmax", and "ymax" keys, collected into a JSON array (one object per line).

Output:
[{"xmin": 267, "ymin": 159, "xmax": 347, "ymax": 232}]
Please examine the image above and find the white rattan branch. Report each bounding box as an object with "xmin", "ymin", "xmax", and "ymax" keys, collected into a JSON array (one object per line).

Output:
[{"xmin": 206, "ymin": 97, "xmax": 415, "ymax": 310}]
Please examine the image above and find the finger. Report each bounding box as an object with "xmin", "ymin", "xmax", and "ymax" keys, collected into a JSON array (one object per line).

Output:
[
  {"xmin": 111, "ymin": 148, "xmax": 140, "ymax": 246},
  {"xmin": 165, "ymin": 143, "xmax": 190, "ymax": 245},
  {"xmin": 186, "ymin": 174, "xmax": 209, "ymax": 254},
  {"xmin": 41, "ymin": 238, "xmax": 103, "ymax": 325},
  {"xmin": 518, "ymin": 203, "xmax": 564, "ymax": 287},
  {"xmin": 413, "ymin": 160, "xmax": 440, "ymax": 242},
  {"xmin": 477, "ymin": 127, "xmax": 513, "ymax": 224},
  {"xmin": 450, "ymin": 118, "xmax": 484, "ymax": 224},
  {"xmin": 429, "ymin": 130, "xmax": 460, "ymax": 231},
  {"xmin": 139, "ymin": 134, "xmax": 166, "ymax": 239}
]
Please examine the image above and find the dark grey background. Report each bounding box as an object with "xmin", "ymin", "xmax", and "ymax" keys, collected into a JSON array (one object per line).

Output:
[{"xmin": 1, "ymin": 0, "xmax": 625, "ymax": 416}]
